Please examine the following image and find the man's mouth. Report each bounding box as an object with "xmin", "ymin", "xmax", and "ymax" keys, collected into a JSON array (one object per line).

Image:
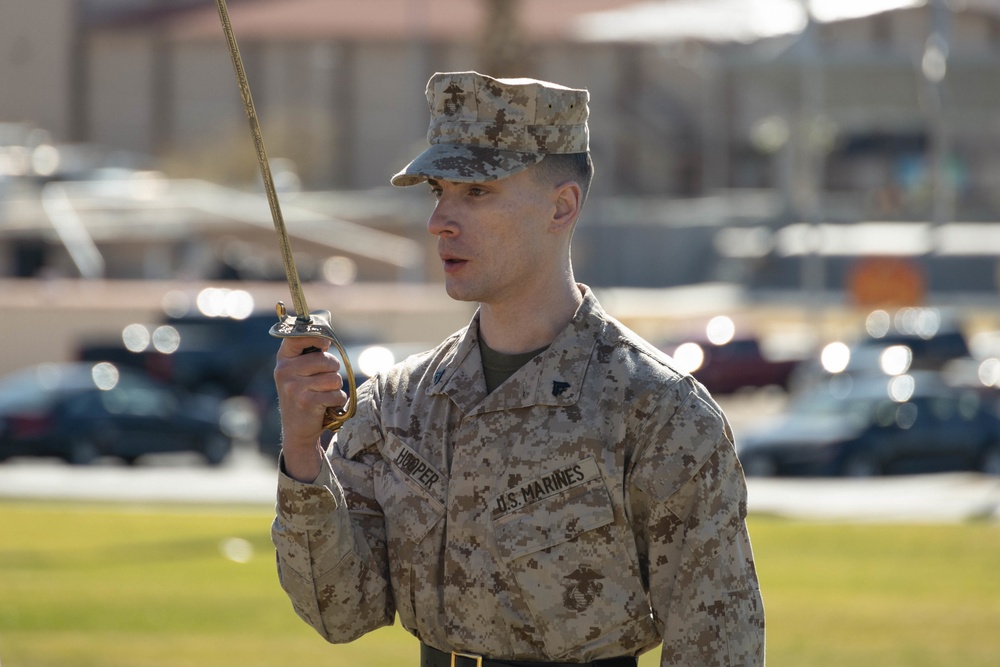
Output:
[{"xmin": 441, "ymin": 255, "xmax": 467, "ymax": 272}]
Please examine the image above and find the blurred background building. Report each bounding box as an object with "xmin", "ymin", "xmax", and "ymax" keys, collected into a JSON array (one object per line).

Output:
[{"xmin": 3, "ymin": 0, "xmax": 1000, "ymax": 376}]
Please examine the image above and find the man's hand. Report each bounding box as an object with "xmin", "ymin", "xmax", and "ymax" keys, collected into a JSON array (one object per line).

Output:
[{"xmin": 274, "ymin": 336, "xmax": 349, "ymax": 482}]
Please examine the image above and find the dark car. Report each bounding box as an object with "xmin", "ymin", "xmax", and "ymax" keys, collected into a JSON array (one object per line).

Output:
[
  {"xmin": 77, "ymin": 311, "xmax": 283, "ymax": 399},
  {"xmin": 737, "ymin": 372, "xmax": 1000, "ymax": 477},
  {"xmin": 788, "ymin": 311, "xmax": 971, "ymax": 395},
  {"xmin": 0, "ymin": 362, "xmax": 234, "ymax": 465}
]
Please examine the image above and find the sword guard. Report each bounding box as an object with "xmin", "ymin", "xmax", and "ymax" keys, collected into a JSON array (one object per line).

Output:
[
  {"xmin": 269, "ymin": 304, "xmax": 338, "ymax": 342},
  {"xmin": 270, "ymin": 301, "xmax": 358, "ymax": 433}
]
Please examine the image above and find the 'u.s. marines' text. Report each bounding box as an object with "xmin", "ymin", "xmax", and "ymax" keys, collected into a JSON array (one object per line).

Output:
[{"xmin": 494, "ymin": 462, "xmax": 588, "ymax": 514}]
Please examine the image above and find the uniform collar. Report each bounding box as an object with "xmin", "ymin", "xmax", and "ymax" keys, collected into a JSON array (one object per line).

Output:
[{"xmin": 427, "ymin": 286, "xmax": 604, "ymax": 415}]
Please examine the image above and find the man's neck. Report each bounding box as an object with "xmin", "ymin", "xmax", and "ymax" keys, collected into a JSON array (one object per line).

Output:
[{"xmin": 478, "ymin": 282, "xmax": 583, "ymax": 354}]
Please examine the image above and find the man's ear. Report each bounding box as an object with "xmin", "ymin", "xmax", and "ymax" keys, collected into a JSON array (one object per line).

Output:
[{"xmin": 550, "ymin": 180, "xmax": 583, "ymax": 233}]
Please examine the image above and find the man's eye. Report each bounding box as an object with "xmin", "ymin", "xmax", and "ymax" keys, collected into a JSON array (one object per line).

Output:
[{"xmin": 468, "ymin": 187, "xmax": 488, "ymax": 196}]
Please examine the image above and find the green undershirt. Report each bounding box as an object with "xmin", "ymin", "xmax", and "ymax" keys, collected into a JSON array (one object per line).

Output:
[{"xmin": 478, "ymin": 337, "xmax": 549, "ymax": 394}]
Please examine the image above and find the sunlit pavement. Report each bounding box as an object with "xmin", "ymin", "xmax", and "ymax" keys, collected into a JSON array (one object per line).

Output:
[
  {"xmin": 0, "ymin": 444, "xmax": 280, "ymax": 506},
  {"xmin": 747, "ymin": 474, "xmax": 1000, "ymax": 523},
  {"xmin": 0, "ymin": 442, "xmax": 998, "ymax": 523}
]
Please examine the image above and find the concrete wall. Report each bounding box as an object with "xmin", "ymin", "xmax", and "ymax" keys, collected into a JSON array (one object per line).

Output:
[
  {"xmin": 0, "ymin": 0, "xmax": 76, "ymax": 139},
  {"xmin": 89, "ymin": 32, "xmax": 158, "ymax": 153}
]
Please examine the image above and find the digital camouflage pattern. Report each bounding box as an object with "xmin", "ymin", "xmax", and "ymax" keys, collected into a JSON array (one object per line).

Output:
[
  {"xmin": 391, "ymin": 71, "xmax": 590, "ymax": 186},
  {"xmin": 272, "ymin": 286, "xmax": 765, "ymax": 666}
]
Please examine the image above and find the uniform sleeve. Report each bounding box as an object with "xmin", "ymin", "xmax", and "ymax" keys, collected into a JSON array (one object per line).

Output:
[
  {"xmin": 629, "ymin": 382, "xmax": 765, "ymax": 666},
  {"xmin": 270, "ymin": 378, "xmax": 394, "ymax": 643}
]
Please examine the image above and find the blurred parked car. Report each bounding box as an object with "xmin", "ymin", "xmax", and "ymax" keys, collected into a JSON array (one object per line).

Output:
[
  {"xmin": 942, "ymin": 329, "xmax": 1000, "ymax": 400},
  {"xmin": 661, "ymin": 316, "xmax": 801, "ymax": 394},
  {"xmin": 788, "ymin": 307, "xmax": 970, "ymax": 395},
  {"xmin": 0, "ymin": 362, "xmax": 235, "ymax": 465},
  {"xmin": 737, "ymin": 371, "xmax": 1000, "ymax": 477},
  {"xmin": 78, "ymin": 308, "xmax": 282, "ymax": 399}
]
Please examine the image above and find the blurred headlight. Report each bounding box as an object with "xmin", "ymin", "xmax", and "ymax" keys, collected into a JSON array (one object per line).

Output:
[
  {"xmin": 821, "ymin": 342, "xmax": 850, "ymax": 373},
  {"xmin": 673, "ymin": 342, "xmax": 705, "ymax": 374},
  {"xmin": 865, "ymin": 310, "xmax": 891, "ymax": 338},
  {"xmin": 879, "ymin": 345, "xmax": 913, "ymax": 376},
  {"xmin": 706, "ymin": 315, "xmax": 735, "ymax": 346},
  {"xmin": 358, "ymin": 346, "xmax": 396, "ymax": 378},
  {"xmin": 91, "ymin": 362, "xmax": 120, "ymax": 391},
  {"xmin": 196, "ymin": 287, "xmax": 255, "ymax": 319},
  {"xmin": 978, "ymin": 358, "xmax": 1000, "ymax": 387},
  {"xmin": 31, "ymin": 144, "xmax": 61, "ymax": 177},
  {"xmin": 152, "ymin": 325, "xmax": 181, "ymax": 354},
  {"xmin": 888, "ymin": 374, "xmax": 915, "ymax": 403},
  {"xmin": 122, "ymin": 324, "xmax": 151, "ymax": 352},
  {"xmin": 219, "ymin": 396, "xmax": 259, "ymax": 440}
]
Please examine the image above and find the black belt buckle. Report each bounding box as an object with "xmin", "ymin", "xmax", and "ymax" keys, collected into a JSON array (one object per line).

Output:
[{"xmin": 450, "ymin": 651, "xmax": 484, "ymax": 667}]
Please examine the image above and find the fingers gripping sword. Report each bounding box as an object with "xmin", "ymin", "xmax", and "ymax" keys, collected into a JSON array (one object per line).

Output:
[{"xmin": 214, "ymin": 0, "xmax": 356, "ymax": 433}]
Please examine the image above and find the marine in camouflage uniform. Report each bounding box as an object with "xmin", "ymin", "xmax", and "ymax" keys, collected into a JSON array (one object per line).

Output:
[{"xmin": 272, "ymin": 72, "xmax": 765, "ymax": 667}]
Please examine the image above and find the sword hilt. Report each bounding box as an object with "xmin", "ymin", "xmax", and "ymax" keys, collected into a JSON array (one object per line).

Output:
[{"xmin": 270, "ymin": 301, "xmax": 357, "ymax": 434}]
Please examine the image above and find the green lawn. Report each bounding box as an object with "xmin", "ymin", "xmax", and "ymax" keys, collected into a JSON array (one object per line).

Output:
[{"xmin": 1, "ymin": 501, "xmax": 998, "ymax": 666}]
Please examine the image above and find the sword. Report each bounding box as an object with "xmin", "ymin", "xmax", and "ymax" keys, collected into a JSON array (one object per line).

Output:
[{"xmin": 214, "ymin": 0, "xmax": 356, "ymax": 433}]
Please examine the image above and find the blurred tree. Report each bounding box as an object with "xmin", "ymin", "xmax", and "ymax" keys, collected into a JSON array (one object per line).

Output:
[{"xmin": 481, "ymin": 0, "xmax": 526, "ymax": 77}]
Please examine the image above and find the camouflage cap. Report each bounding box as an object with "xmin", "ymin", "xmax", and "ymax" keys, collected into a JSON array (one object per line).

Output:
[{"xmin": 391, "ymin": 71, "xmax": 590, "ymax": 187}]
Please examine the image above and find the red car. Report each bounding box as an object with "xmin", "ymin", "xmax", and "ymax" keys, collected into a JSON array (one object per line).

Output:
[{"xmin": 663, "ymin": 336, "xmax": 799, "ymax": 395}]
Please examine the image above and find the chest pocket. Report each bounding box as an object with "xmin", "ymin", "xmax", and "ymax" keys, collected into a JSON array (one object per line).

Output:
[
  {"xmin": 492, "ymin": 457, "xmax": 614, "ymax": 561},
  {"xmin": 490, "ymin": 457, "xmax": 655, "ymax": 659},
  {"xmin": 374, "ymin": 433, "xmax": 447, "ymax": 627},
  {"xmin": 376, "ymin": 432, "xmax": 446, "ymax": 544}
]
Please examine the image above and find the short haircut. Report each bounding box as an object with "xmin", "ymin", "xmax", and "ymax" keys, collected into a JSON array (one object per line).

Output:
[{"xmin": 533, "ymin": 152, "xmax": 594, "ymax": 205}]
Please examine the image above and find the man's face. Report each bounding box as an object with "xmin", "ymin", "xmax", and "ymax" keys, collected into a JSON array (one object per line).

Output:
[{"xmin": 426, "ymin": 166, "xmax": 558, "ymax": 306}]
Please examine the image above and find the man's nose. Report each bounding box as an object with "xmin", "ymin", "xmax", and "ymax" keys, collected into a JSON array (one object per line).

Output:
[{"xmin": 427, "ymin": 198, "xmax": 457, "ymax": 237}]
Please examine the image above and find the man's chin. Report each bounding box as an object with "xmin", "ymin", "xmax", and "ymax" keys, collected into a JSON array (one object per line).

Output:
[
  {"xmin": 445, "ymin": 290, "xmax": 477, "ymax": 303},
  {"xmin": 443, "ymin": 281, "xmax": 480, "ymax": 303}
]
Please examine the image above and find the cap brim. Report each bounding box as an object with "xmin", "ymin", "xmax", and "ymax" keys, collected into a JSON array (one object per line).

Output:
[{"xmin": 391, "ymin": 144, "xmax": 544, "ymax": 187}]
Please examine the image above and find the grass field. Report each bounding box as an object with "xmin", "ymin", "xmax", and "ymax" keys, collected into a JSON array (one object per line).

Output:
[{"xmin": 1, "ymin": 501, "xmax": 999, "ymax": 666}]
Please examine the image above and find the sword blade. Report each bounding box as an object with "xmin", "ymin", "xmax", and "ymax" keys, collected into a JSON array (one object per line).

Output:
[
  {"xmin": 214, "ymin": 0, "xmax": 357, "ymax": 433},
  {"xmin": 214, "ymin": 0, "xmax": 310, "ymax": 321}
]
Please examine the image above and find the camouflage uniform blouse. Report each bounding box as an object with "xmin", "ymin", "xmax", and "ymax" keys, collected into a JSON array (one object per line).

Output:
[{"xmin": 272, "ymin": 286, "xmax": 765, "ymax": 666}]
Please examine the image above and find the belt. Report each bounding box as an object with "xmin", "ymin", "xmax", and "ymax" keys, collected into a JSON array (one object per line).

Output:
[{"xmin": 420, "ymin": 643, "xmax": 638, "ymax": 667}]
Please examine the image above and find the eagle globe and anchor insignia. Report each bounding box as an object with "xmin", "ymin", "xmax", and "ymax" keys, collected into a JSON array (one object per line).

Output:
[{"xmin": 562, "ymin": 565, "xmax": 605, "ymax": 612}]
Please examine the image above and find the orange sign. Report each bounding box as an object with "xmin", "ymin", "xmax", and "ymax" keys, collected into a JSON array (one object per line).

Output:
[{"xmin": 847, "ymin": 257, "xmax": 925, "ymax": 307}]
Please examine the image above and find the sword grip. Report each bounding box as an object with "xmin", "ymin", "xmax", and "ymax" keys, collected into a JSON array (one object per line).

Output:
[{"xmin": 270, "ymin": 303, "xmax": 357, "ymax": 433}]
